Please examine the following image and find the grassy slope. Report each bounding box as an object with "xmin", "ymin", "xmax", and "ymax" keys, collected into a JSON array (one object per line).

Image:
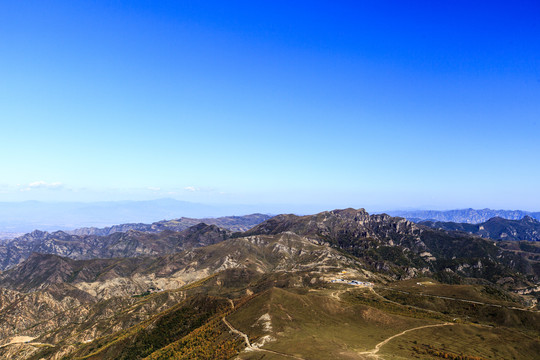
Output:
[
  {"xmin": 229, "ymin": 282, "xmax": 539, "ymax": 360},
  {"xmin": 229, "ymin": 287, "xmax": 431, "ymax": 359},
  {"xmin": 381, "ymin": 324, "xmax": 540, "ymax": 360}
]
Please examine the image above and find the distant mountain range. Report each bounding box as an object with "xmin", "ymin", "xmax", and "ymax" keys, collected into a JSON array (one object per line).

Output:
[
  {"xmin": 68, "ymin": 213, "xmax": 271, "ymax": 236},
  {"xmin": 2, "ymin": 200, "xmax": 539, "ymax": 235},
  {"xmin": 387, "ymin": 208, "xmax": 540, "ymax": 223},
  {"xmin": 0, "ymin": 199, "xmax": 220, "ymax": 233},
  {"xmin": 0, "ymin": 224, "xmax": 230, "ymax": 271},
  {"xmin": 0, "ymin": 214, "xmax": 271, "ymax": 270},
  {"xmin": 419, "ymin": 216, "xmax": 540, "ymax": 241},
  {"xmin": 0, "ymin": 199, "xmax": 317, "ymax": 233}
]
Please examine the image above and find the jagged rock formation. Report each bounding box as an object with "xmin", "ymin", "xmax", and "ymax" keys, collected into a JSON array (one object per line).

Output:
[{"xmin": 246, "ymin": 208, "xmax": 538, "ymax": 284}]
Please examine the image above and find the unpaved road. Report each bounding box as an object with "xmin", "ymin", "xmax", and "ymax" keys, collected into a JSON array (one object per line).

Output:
[
  {"xmin": 358, "ymin": 322, "xmax": 454, "ymax": 359},
  {"xmin": 222, "ymin": 316, "xmax": 306, "ymax": 360},
  {"xmin": 381, "ymin": 287, "xmax": 539, "ymax": 313},
  {"xmin": 222, "ymin": 317, "xmax": 252, "ymax": 348}
]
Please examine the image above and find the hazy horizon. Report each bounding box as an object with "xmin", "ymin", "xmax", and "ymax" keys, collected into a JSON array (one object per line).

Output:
[
  {"xmin": 1, "ymin": 198, "xmax": 539, "ymax": 213},
  {"xmin": 0, "ymin": 197, "xmax": 539, "ymax": 235}
]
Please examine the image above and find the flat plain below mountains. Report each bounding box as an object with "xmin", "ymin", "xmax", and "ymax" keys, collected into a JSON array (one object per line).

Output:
[{"xmin": 0, "ymin": 209, "xmax": 538, "ymax": 360}]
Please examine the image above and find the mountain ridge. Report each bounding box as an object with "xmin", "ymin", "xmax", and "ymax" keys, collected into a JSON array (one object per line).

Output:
[
  {"xmin": 68, "ymin": 213, "xmax": 272, "ymax": 236},
  {"xmin": 0, "ymin": 224, "xmax": 231, "ymax": 271}
]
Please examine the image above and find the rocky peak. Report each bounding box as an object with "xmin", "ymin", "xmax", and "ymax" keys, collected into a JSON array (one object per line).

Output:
[
  {"xmin": 329, "ymin": 208, "xmax": 369, "ymax": 220},
  {"xmin": 247, "ymin": 208, "xmax": 422, "ymax": 244},
  {"xmin": 521, "ymin": 215, "xmax": 536, "ymax": 223}
]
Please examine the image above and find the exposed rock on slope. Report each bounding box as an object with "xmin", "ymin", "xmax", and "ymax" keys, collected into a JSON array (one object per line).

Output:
[
  {"xmin": 0, "ymin": 231, "xmax": 365, "ymax": 354},
  {"xmin": 246, "ymin": 208, "xmax": 538, "ymax": 284},
  {"xmin": 0, "ymin": 232, "xmax": 363, "ymax": 296}
]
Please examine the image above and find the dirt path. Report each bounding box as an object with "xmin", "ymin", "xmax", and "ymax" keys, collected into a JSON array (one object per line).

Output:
[
  {"xmin": 330, "ymin": 289, "xmax": 346, "ymax": 301},
  {"xmin": 358, "ymin": 323, "xmax": 454, "ymax": 359},
  {"xmin": 370, "ymin": 288, "xmax": 443, "ymax": 316},
  {"xmin": 382, "ymin": 287, "xmax": 539, "ymax": 313},
  {"xmin": 222, "ymin": 317, "xmax": 252, "ymax": 348},
  {"xmin": 222, "ymin": 316, "xmax": 306, "ymax": 360}
]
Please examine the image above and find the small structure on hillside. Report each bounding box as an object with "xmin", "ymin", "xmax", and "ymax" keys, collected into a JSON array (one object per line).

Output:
[{"xmin": 331, "ymin": 278, "xmax": 373, "ymax": 287}]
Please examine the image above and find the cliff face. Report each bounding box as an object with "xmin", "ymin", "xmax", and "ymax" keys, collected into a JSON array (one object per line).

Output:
[{"xmin": 247, "ymin": 208, "xmax": 422, "ymax": 246}]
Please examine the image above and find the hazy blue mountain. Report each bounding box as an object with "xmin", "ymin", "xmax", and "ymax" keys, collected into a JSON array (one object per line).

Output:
[
  {"xmin": 386, "ymin": 208, "xmax": 540, "ymax": 224},
  {"xmin": 420, "ymin": 216, "xmax": 540, "ymax": 241},
  {"xmin": 0, "ymin": 199, "xmax": 278, "ymax": 233},
  {"xmin": 68, "ymin": 214, "xmax": 272, "ymax": 236}
]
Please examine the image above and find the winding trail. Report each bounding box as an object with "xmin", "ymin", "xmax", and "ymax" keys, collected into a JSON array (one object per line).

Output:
[
  {"xmin": 222, "ymin": 316, "xmax": 306, "ymax": 360},
  {"xmin": 369, "ymin": 288, "xmax": 443, "ymax": 315},
  {"xmin": 222, "ymin": 317, "xmax": 252, "ymax": 348},
  {"xmin": 358, "ymin": 322, "xmax": 454, "ymax": 359},
  {"xmin": 330, "ymin": 289, "xmax": 346, "ymax": 301}
]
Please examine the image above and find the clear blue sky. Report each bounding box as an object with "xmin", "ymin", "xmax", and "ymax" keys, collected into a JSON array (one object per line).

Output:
[{"xmin": 1, "ymin": 1, "xmax": 539, "ymax": 211}]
